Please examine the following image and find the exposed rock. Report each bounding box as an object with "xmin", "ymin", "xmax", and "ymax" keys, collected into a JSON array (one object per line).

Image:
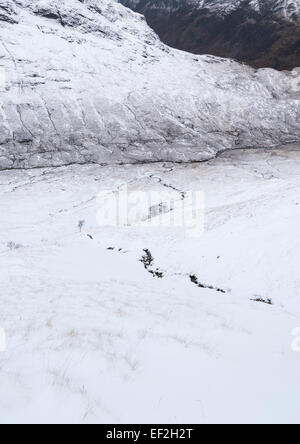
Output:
[
  {"xmin": 0, "ymin": 0, "xmax": 18, "ymax": 24},
  {"xmin": 0, "ymin": 0, "xmax": 299, "ymax": 170}
]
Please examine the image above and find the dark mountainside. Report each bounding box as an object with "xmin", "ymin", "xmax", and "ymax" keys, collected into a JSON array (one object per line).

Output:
[{"xmin": 119, "ymin": 0, "xmax": 300, "ymax": 70}]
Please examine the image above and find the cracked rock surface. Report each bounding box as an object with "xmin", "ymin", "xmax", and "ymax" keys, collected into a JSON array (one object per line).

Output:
[{"xmin": 0, "ymin": 0, "xmax": 299, "ymax": 169}]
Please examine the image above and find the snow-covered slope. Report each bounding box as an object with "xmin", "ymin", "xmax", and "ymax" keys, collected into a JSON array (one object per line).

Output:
[
  {"xmin": 0, "ymin": 0, "xmax": 299, "ymax": 169},
  {"xmin": 120, "ymin": 0, "xmax": 300, "ymax": 69},
  {"xmin": 1, "ymin": 145, "xmax": 300, "ymax": 423}
]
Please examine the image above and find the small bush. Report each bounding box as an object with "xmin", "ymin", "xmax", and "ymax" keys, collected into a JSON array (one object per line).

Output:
[{"xmin": 78, "ymin": 220, "xmax": 85, "ymax": 232}]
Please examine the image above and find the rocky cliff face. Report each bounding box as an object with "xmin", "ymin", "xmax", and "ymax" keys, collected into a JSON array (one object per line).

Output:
[
  {"xmin": 0, "ymin": 0, "xmax": 299, "ymax": 170},
  {"xmin": 120, "ymin": 0, "xmax": 300, "ymax": 70}
]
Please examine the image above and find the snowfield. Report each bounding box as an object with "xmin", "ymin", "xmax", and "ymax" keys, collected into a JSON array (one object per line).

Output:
[{"xmin": 1, "ymin": 145, "xmax": 300, "ymax": 424}]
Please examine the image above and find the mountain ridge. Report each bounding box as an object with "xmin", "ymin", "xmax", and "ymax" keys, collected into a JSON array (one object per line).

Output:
[
  {"xmin": 119, "ymin": 0, "xmax": 300, "ymax": 69},
  {"xmin": 0, "ymin": 0, "xmax": 299, "ymax": 170}
]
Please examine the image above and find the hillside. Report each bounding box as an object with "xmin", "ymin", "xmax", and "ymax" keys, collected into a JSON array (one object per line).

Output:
[{"xmin": 0, "ymin": 0, "xmax": 299, "ymax": 169}]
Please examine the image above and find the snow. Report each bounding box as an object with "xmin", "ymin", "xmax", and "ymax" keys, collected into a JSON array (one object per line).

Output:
[
  {"xmin": 0, "ymin": 0, "xmax": 300, "ymax": 424},
  {"xmin": 1, "ymin": 145, "xmax": 300, "ymax": 424},
  {"xmin": 0, "ymin": 0, "xmax": 299, "ymax": 169}
]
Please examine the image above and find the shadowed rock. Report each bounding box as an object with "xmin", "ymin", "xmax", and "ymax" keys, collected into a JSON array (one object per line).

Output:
[{"xmin": 119, "ymin": 0, "xmax": 300, "ymax": 70}]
